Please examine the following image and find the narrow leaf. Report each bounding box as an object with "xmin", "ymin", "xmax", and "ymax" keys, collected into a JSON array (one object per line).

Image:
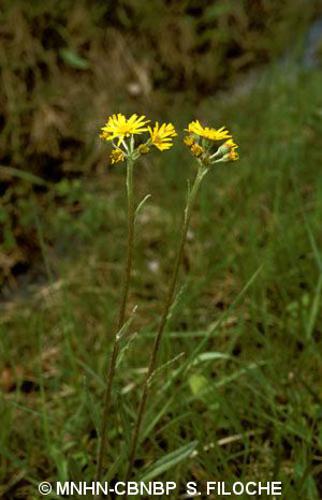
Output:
[
  {"xmin": 139, "ymin": 441, "xmax": 198, "ymax": 481},
  {"xmin": 59, "ymin": 48, "xmax": 90, "ymax": 70}
]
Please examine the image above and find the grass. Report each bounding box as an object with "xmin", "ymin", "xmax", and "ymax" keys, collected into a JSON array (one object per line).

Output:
[{"xmin": 1, "ymin": 65, "xmax": 322, "ymax": 498}]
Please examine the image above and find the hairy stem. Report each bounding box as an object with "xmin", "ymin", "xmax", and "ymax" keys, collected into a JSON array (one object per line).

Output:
[
  {"xmin": 96, "ymin": 158, "xmax": 135, "ymax": 482},
  {"xmin": 125, "ymin": 166, "xmax": 207, "ymax": 485}
]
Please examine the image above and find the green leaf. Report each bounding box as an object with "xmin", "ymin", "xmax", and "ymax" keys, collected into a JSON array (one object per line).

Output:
[
  {"xmin": 306, "ymin": 275, "xmax": 322, "ymax": 340},
  {"xmin": 0, "ymin": 165, "xmax": 47, "ymax": 186},
  {"xmin": 193, "ymin": 352, "xmax": 232, "ymax": 365},
  {"xmin": 139, "ymin": 441, "xmax": 198, "ymax": 482},
  {"xmin": 135, "ymin": 194, "xmax": 151, "ymax": 220},
  {"xmin": 59, "ymin": 48, "xmax": 90, "ymax": 70},
  {"xmin": 188, "ymin": 373, "xmax": 208, "ymax": 396}
]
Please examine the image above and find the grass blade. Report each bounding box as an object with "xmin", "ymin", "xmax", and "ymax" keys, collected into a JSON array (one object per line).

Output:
[{"xmin": 139, "ymin": 441, "xmax": 198, "ymax": 481}]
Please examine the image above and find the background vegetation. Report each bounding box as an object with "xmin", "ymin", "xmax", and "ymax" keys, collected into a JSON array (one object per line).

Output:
[{"xmin": 1, "ymin": 0, "xmax": 322, "ymax": 498}]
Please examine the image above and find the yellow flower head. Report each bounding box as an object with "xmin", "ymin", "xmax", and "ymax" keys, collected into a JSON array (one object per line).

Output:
[
  {"xmin": 228, "ymin": 149, "xmax": 239, "ymax": 161},
  {"xmin": 183, "ymin": 135, "xmax": 195, "ymax": 147},
  {"xmin": 214, "ymin": 138, "xmax": 239, "ymax": 163},
  {"xmin": 218, "ymin": 139, "xmax": 239, "ymax": 155},
  {"xmin": 148, "ymin": 122, "xmax": 177, "ymax": 151},
  {"xmin": 191, "ymin": 143, "xmax": 204, "ymax": 158},
  {"xmin": 186, "ymin": 120, "xmax": 231, "ymax": 142},
  {"xmin": 110, "ymin": 148, "xmax": 125, "ymax": 165},
  {"xmin": 100, "ymin": 113, "xmax": 150, "ymax": 145},
  {"xmin": 220, "ymin": 149, "xmax": 239, "ymax": 162},
  {"xmin": 224, "ymin": 139, "xmax": 238, "ymax": 150}
]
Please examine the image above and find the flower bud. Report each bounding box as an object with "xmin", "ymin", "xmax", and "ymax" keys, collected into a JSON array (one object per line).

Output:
[
  {"xmin": 221, "ymin": 149, "xmax": 239, "ymax": 162},
  {"xmin": 110, "ymin": 149, "xmax": 125, "ymax": 164},
  {"xmin": 183, "ymin": 135, "xmax": 195, "ymax": 147},
  {"xmin": 217, "ymin": 139, "xmax": 238, "ymax": 156},
  {"xmin": 138, "ymin": 144, "xmax": 150, "ymax": 155},
  {"xmin": 191, "ymin": 143, "xmax": 204, "ymax": 158}
]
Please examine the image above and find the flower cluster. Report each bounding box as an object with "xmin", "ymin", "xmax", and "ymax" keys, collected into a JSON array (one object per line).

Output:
[
  {"xmin": 184, "ymin": 120, "xmax": 239, "ymax": 165},
  {"xmin": 100, "ymin": 113, "xmax": 177, "ymax": 165},
  {"xmin": 100, "ymin": 114, "xmax": 239, "ymax": 166}
]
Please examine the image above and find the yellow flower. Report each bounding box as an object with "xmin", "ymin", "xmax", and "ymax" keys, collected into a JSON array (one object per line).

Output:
[
  {"xmin": 217, "ymin": 139, "xmax": 239, "ymax": 155},
  {"xmin": 148, "ymin": 122, "xmax": 177, "ymax": 151},
  {"xmin": 214, "ymin": 138, "xmax": 239, "ymax": 162},
  {"xmin": 183, "ymin": 135, "xmax": 195, "ymax": 147},
  {"xmin": 186, "ymin": 120, "xmax": 231, "ymax": 141},
  {"xmin": 110, "ymin": 148, "xmax": 125, "ymax": 164},
  {"xmin": 228, "ymin": 149, "xmax": 239, "ymax": 161},
  {"xmin": 221, "ymin": 149, "xmax": 239, "ymax": 162},
  {"xmin": 100, "ymin": 113, "xmax": 150, "ymax": 145},
  {"xmin": 224, "ymin": 139, "xmax": 238, "ymax": 150},
  {"xmin": 190, "ymin": 143, "xmax": 204, "ymax": 157}
]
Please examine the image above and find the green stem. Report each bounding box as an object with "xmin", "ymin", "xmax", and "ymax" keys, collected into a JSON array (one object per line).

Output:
[
  {"xmin": 124, "ymin": 165, "xmax": 207, "ymax": 486},
  {"xmin": 96, "ymin": 158, "xmax": 135, "ymax": 482}
]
